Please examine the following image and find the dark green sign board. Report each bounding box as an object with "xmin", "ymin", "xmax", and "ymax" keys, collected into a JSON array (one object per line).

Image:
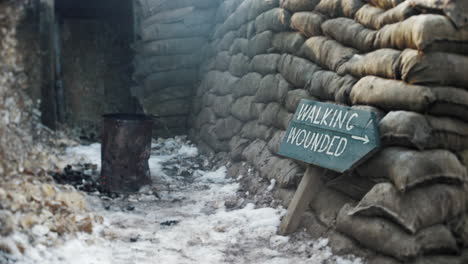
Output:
[{"xmin": 278, "ymin": 99, "xmax": 380, "ymax": 172}]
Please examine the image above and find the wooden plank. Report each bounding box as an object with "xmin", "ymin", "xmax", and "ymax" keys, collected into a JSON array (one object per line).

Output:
[{"xmin": 278, "ymin": 166, "xmax": 324, "ymax": 235}]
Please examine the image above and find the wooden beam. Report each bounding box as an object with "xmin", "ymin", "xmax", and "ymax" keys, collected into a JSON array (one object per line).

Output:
[{"xmin": 278, "ymin": 165, "xmax": 325, "ymax": 235}]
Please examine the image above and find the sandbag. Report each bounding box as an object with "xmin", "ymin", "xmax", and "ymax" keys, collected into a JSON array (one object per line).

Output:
[
  {"xmin": 399, "ymin": 49, "xmax": 468, "ymax": 88},
  {"xmin": 242, "ymin": 139, "xmax": 268, "ymax": 164},
  {"xmin": 356, "ymin": 147, "xmax": 467, "ymax": 192},
  {"xmin": 300, "ymin": 36, "xmax": 357, "ymax": 72},
  {"xmin": 229, "ymin": 136, "xmax": 250, "ymax": 161},
  {"xmin": 278, "ymin": 54, "xmax": 321, "ymax": 88},
  {"xmin": 448, "ymin": 213, "xmax": 468, "ymax": 248},
  {"xmin": 355, "ymin": 2, "xmax": 417, "ymax": 30},
  {"xmin": 325, "ymin": 173, "xmax": 375, "ymax": 200},
  {"xmin": 350, "ymin": 76, "xmax": 435, "ymax": 112},
  {"xmin": 254, "ymin": 74, "xmax": 290, "ymax": 104},
  {"xmin": 322, "ymin": 17, "xmax": 376, "ymax": 52},
  {"xmin": 135, "ymin": 37, "xmax": 206, "ymax": 56},
  {"xmin": 183, "ymin": 8, "xmax": 217, "ymax": 25},
  {"xmin": 267, "ymin": 129, "xmax": 286, "ymax": 154},
  {"xmin": 255, "ymin": 8, "xmax": 291, "ymax": 34},
  {"xmin": 350, "ymin": 183, "xmax": 466, "ymax": 234},
  {"xmin": 215, "ymin": 0, "xmax": 241, "ymax": 23},
  {"xmin": 141, "ymin": 23, "xmax": 211, "ymax": 41},
  {"xmin": 280, "ymin": 0, "xmax": 321, "ymax": 12},
  {"xmin": 144, "ymin": 69, "xmax": 198, "ymax": 92},
  {"xmin": 271, "ymin": 32, "xmax": 306, "ymax": 54},
  {"xmin": 310, "ymin": 187, "xmax": 355, "ymax": 227},
  {"xmin": 200, "ymin": 124, "xmax": 230, "ymax": 152},
  {"xmin": 229, "ymin": 38, "xmax": 249, "ymax": 55},
  {"xmin": 143, "ymin": 86, "xmax": 192, "ymax": 104},
  {"xmin": 133, "ymin": 53, "xmax": 201, "ymax": 80},
  {"xmin": 380, "ymin": 111, "xmax": 468, "ymax": 151},
  {"xmin": 429, "ymin": 87, "xmax": 468, "ymax": 122},
  {"xmin": 259, "ymin": 102, "xmax": 281, "ymax": 127},
  {"xmin": 233, "ymin": 72, "xmax": 262, "ymax": 98},
  {"xmin": 142, "ymin": 6, "xmax": 194, "ymax": 26},
  {"xmin": 250, "ymin": 54, "xmax": 282, "ymax": 75},
  {"xmin": 314, "ymin": 0, "xmax": 364, "ymax": 18},
  {"xmin": 154, "ymin": 116, "xmax": 187, "ymax": 129},
  {"xmin": 338, "ymin": 49, "xmax": 401, "ymax": 78},
  {"xmin": 212, "ymin": 94, "xmax": 234, "ymax": 118},
  {"xmin": 365, "ymin": 0, "xmax": 404, "ymax": 10},
  {"xmin": 229, "ymin": 53, "xmax": 250, "ymax": 77},
  {"xmin": 285, "ymin": 89, "xmax": 315, "ymax": 112},
  {"xmin": 290, "ymin": 12, "xmax": 325, "ymax": 37},
  {"xmin": 306, "ymin": 70, "xmax": 356, "ymax": 104},
  {"xmin": 214, "ymin": 0, "xmax": 251, "ymax": 38},
  {"xmin": 275, "ymin": 108, "xmax": 293, "ymax": 130},
  {"xmin": 241, "ymin": 120, "xmax": 273, "ymax": 141},
  {"xmin": 248, "ymin": 0, "xmax": 280, "ymax": 20},
  {"xmin": 218, "ymin": 31, "xmax": 238, "ymax": 52},
  {"xmin": 214, "ymin": 51, "xmax": 231, "ymax": 71},
  {"xmin": 337, "ymin": 204, "xmax": 459, "ymax": 261},
  {"xmin": 262, "ymin": 157, "xmax": 303, "ymax": 188},
  {"xmin": 194, "ymin": 107, "xmax": 216, "ymax": 129},
  {"xmin": 203, "ymin": 71, "xmax": 239, "ymax": 96},
  {"xmin": 374, "ymin": 14, "xmax": 468, "ymax": 53},
  {"xmin": 409, "ymin": 0, "xmax": 468, "ymax": 28},
  {"xmin": 230, "ymin": 96, "xmax": 261, "ymax": 121},
  {"xmin": 247, "ymin": 31, "xmax": 274, "ymax": 57},
  {"xmin": 213, "ymin": 116, "xmax": 243, "ymax": 140}
]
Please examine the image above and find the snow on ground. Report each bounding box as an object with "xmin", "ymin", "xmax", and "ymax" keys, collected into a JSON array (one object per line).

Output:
[{"xmin": 14, "ymin": 137, "xmax": 364, "ymax": 264}]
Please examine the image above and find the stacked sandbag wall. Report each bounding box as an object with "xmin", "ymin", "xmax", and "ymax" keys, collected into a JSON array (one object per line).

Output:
[
  {"xmin": 188, "ymin": 0, "xmax": 468, "ymax": 262},
  {"xmin": 132, "ymin": 0, "xmax": 220, "ymax": 137}
]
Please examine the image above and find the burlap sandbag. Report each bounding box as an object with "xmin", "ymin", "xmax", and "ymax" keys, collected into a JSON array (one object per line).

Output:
[
  {"xmin": 133, "ymin": 53, "xmax": 201, "ymax": 80},
  {"xmin": 255, "ymin": 8, "xmax": 291, "ymax": 34},
  {"xmin": 242, "ymin": 138, "xmax": 268, "ymax": 164},
  {"xmin": 194, "ymin": 107, "xmax": 216, "ymax": 129},
  {"xmin": 356, "ymin": 147, "xmax": 467, "ymax": 192},
  {"xmin": 143, "ymin": 86, "xmax": 193, "ymax": 104},
  {"xmin": 409, "ymin": 0, "xmax": 468, "ymax": 28},
  {"xmin": 399, "ymin": 49, "xmax": 468, "ymax": 88},
  {"xmin": 213, "ymin": 0, "xmax": 251, "ymax": 39},
  {"xmin": 448, "ymin": 213, "xmax": 468, "ymax": 248},
  {"xmin": 218, "ymin": 31, "xmax": 238, "ymax": 52},
  {"xmin": 306, "ymin": 70, "xmax": 356, "ymax": 104},
  {"xmin": 141, "ymin": 22, "xmax": 211, "ymax": 41},
  {"xmin": 280, "ymin": 0, "xmax": 321, "ymax": 12},
  {"xmin": 142, "ymin": 6, "xmax": 194, "ymax": 27},
  {"xmin": 214, "ymin": 51, "xmax": 231, "ymax": 72},
  {"xmin": 429, "ymin": 87, "xmax": 468, "ymax": 122},
  {"xmin": 285, "ymin": 89, "xmax": 315, "ymax": 112},
  {"xmin": 355, "ymin": 2, "xmax": 417, "ymax": 30},
  {"xmin": 143, "ymin": 69, "xmax": 198, "ymax": 92},
  {"xmin": 337, "ymin": 204, "xmax": 459, "ymax": 261},
  {"xmin": 200, "ymin": 124, "xmax": 229, "ymax": 152},
  {"xmin": 339, "ymin": 49, "xmax": 401, "ymax": 78},
  {"xmin": 350, "ymin": 183, "xmax": 466, "ymax": 234},
  {"xmin": 380, "ymin": 111, "xmax": 468, "ymax": 151},
  {"xmin": 213, "ymin": 116, "xmax": 243, "ymax": 140},
  {"xmin": 278, "ymin": 54, "xmax": 321, "ymax": 88},
  {"xmin": 229, "ymin": 53, "xmax": 250, "ymax": 77},
  {"xmin": 203, "ymin": 71, "xmax": 239, "ymax": 96},
  {"xmin": 350, "ymin": 76, "xmax": 435, "ymax": 112},
  {"xmin": 250, "ymin": 54, "xmax": 282, "ymax": 75},
  {"xmin": 275, "ymin": 108, "xmax": 293, "ymax": 130},
  {"xmin": 267, "ymin": 129, "xmax": 286, "ymax": 154},
  {"xmin": 261, "ymin": 156, "xmax": 303, "ymax": 188},
  {"xmin": 271, "ymin": 32, "xmax": 306, "ymax": 54},
  {"xmin": 183, "ymin": 8, "xmax": 216, "ymax": 25},
  {"xmin": 290, "ymin": 12, "xmax": 325, "ymax": 37},
  {"xmin": 229, "ymin": 38, "xmax": 249, "ymax": 55},
  {"xmin": 230, "ymin": 96, "xmax": 262, "ymax": 121},
  {"xmin": 229, "ymin": 135, "xmax": 250, "ymax": 161},
  {"xmin": 311, "ymin": 187, "xmax": 356, "ymax": 227},
  {"xmin": 233, "ymin": 72, "xmax": 262, "ymax": 98},
  {"xmin": 314, "ymin": 0, "xmax": 364, "ymax": 18},
  {"xmin": 374, "ymin": 14, "xmax": 468, "ymax": 53},
  {"xmin": 321, "ymin": 17, "xmax": 377, "ymax": 52},
  {"xmin": 212, "ymin": 94, "xmax": 234, "ymax": 118},
  {"xmin": 135, "ymin": 37, "xmax": 206, "ymax": 56},
  {"xmin": 300, "ymin": 36, "xmax": 357, "ymax": 72},
  {"xmin": 254, "ymin": 74, "xmax": 290, "ymax": 104},
  {"xmin": 365, "ymin": 0, "xmax": 404, "ymax": 10},
  {"xmin": 325, "ymin": 173, "xmax": 375, "ymax": 200},
  {"xmin": 215, "ymin": 0, "xmax": 241, "ymax": 23},
  {"xmin": 258, "ymin": 102, "xmax": 281, "ymax": 127},
  {"xmin": 247, "ymin": 31, "xmax": 274, "ymax": 57},
  {"xmin": 241, "ymin": 120, "xmax": 273, "ymax": 141}
]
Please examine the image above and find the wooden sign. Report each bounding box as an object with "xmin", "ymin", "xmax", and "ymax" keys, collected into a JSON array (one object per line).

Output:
[{"xmin": 278, "ymin": 99, "xmax": 380, "ymax": 172}]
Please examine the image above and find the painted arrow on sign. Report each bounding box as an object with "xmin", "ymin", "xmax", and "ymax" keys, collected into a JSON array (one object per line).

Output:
[{"xmin": 278, "ymin": 100, "xmax": 380, "ymax": 173}]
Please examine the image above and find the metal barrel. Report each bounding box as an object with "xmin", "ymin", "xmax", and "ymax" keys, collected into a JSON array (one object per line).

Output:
[{"xmin": 101, "ymin": 113, "xmax": 153, "ymax": 193}]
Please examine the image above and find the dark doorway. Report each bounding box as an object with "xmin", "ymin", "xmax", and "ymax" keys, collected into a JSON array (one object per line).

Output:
[{"xmin": 40, "ymin": 0, "xmax": 136, "ymax": 139}]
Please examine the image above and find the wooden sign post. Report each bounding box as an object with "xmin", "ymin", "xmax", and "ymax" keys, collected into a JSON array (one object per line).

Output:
[{"xmin": 278, "ymin": 99, "xmax": 380, "ymax": 235}]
